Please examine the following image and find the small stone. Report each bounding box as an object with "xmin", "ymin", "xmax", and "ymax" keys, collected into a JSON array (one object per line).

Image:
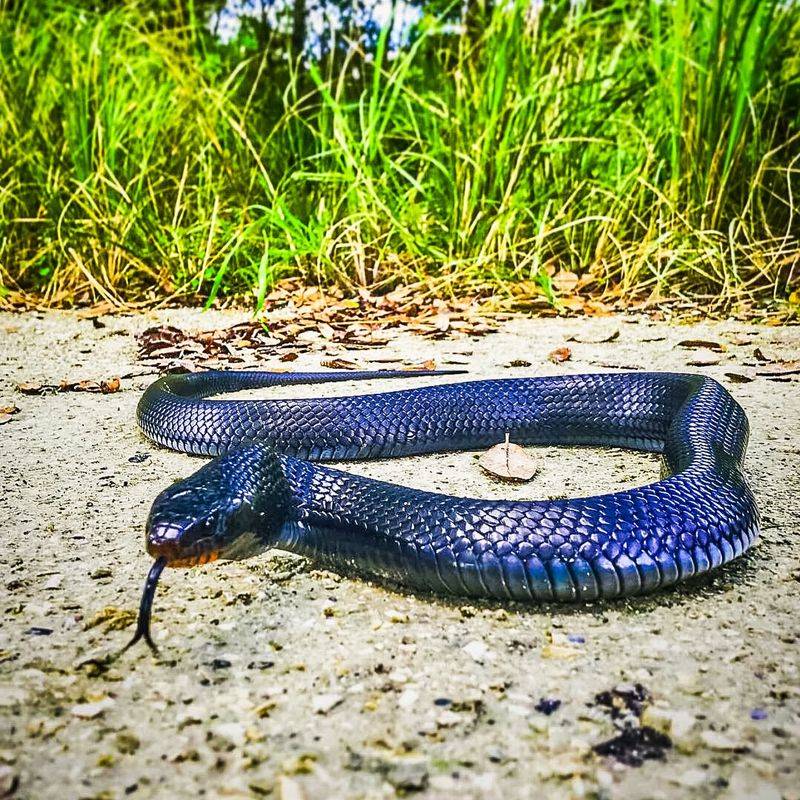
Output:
[
  {"xmin": 463, "ymin": 640, "xmax": 494, "ymax": 664},
  {"xmin": 486, "ymin": 746, "xmax": 507, "ymax": 763},
  {"xmin": 115, "ymin": 731, "xmax": 140, "ymax": 755},
  {"xmin": 672, "ymin": 767, "xmax": 709, "ymax": 787},
  {"xmin": 43, "ymin": 574, "xmax": 62, "ymax": 590},
  {"xmin": 312, "ymin": 693, "xmax": 343, "ymax": 714},
  {"xmin": 435, "ymin": 710, "xmax": 461, "ymax": 728},
  {"xmin": 700, "ymin": 730, "xmax": 742, "ymax": 751},
  {"xmin": 397, "ymin": 689, "xmax": 419, "ymax": 710},
  {"xmin": 641, "ymin": 706, "xmax": 699, "ymax": 753},
  {"xmin": 534, "ymin": 698, "xmax": 561, "ymax": 715},
  {"xmin": 0, "ymin": 765, "xmax": 18, "ymax": 797},
  {"xmin": 278, "ymin": 775, "xmax": 306, "ymax": 800},
  {"xmin": 721, "ymin": 767, "xmax": 781, "ymax": 800},
  {"xmin": 209, "ymin": 722, "xmax": 248, "ymax": 749},
  {"xmin": 281, "ymin": 754, "xmax": 316, "ymax": 775},
  {"xmin": 0, "ymin": 686, "xmax": 28, "ymax": 708},
  {"xmin": 385, "ymin": 757, "xmax": 429, "ymax": 792},
  {"xmin": 71, "ymin": 697, "xmax": 114, "ymax": 719},
  {"xmin": 249, "ymin": 778, "xmax": 275, "ymax": 796},
  {"xmin": 387, "ymin": 609, "xmax": 409, "ymax": 623}
]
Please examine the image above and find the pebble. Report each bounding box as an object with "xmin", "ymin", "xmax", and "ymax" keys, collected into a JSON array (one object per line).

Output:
[
  {"xmin": 641, "ymin": 705, "xmax": 699, "ymax": 752},
  {"xmin": 463, "ymin": 640, "xmax": 494, "ymax": 663},
  {"xmin": 397, "ymin": 688, "xmax": 419, "ymax": 710},
  {"xmin": 435, "ymin": 709, "xmax": 461, "ymax": 728},
  {"xmin": 700, "ymin": 730, "xmax": 743, "ymax": 751},
  {"xmin": 671, "ymin": 767, "xmax": 710, "ymax": 787},
  {"xmin": 209, "ymin": 722, "xmax": 248, "ymax": 749},
  {"xmin": 0, "ymin": 686, "xmax": 28, "ymax": 708},
  {"xmin": 0, "ymin": 765, "xmax": 18, "ymax": 797},
  {"xmin": 71, "ymin": 697, "xmax": 114, "ymax": 719},
  {"xmin": 385, "ymin": 757, "xmax": 429, "ymax": 792},
  {"xmin": 721, "ymin": 767, "xmax": 781, "ymax": 800},
  {"xmin": 278, "ymin": 775, "xmax": 306, "ymax": 800},
  {"xmin": 312, "ymin": 693, "xmax": 343, "ymax": 714}
]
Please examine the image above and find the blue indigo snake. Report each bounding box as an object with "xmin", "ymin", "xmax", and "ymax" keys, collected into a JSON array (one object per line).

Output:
[{"xmin": 127, "ymin": 369, "xmax": 758, "ymax": 651}]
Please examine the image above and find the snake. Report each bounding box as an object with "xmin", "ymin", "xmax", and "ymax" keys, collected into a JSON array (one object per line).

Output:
[{"xmin": 126, "ymin": 368, "xmax": 758, "ymax": 652}]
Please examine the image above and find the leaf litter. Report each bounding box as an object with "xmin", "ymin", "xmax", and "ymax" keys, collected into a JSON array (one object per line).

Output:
[
  {"xmin": 17, "ymin": 377, "xmax": 120, "ymax": 395},
  {"xmin": 479, "ymin": 434, "xmax": 538, "ymax": 482}
]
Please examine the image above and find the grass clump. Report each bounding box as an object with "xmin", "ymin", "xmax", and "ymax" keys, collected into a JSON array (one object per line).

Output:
[{"xmin": 0, "ymin": 0, "xmax": 798, "ymax": 309}]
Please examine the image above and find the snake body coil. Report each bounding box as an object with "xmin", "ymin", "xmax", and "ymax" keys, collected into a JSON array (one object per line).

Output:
[{"xmin": 133, "ymin": 370, "xmax": 757, "ymax": 613}]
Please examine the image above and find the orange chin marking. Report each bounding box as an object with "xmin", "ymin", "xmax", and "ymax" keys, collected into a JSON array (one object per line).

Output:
[{"xmin": 166, "ymin": 550, "xmax": 220, "ymax": 568}]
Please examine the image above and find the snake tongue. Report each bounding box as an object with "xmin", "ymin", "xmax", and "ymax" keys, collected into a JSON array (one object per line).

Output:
[{"xmin": 123, "ymin": 556, "xmax": 167, "ymax": 656}]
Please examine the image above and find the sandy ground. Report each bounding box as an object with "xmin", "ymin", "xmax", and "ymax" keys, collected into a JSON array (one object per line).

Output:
[{"xmin": 0, "ymin": 309, "xmax": 798, "ymax": 800}]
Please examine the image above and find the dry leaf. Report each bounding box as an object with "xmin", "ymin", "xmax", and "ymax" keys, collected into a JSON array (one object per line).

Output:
[
  {"xmin": 685, "ymin": 354, "xmax": 721, "ymax": 367},
  {"xmin": 567, "ymin": 330, "xmax": 620, "ymax": 344},
  {"xmin": 320, "ymin": 358, "xmax": 359, "ymax": 370},
  {"xmin": 753, "ymin": 347, "xmax": 775, "ymax": 363},
  {"xmin": 724, "ymin": 372, "xmax": 754, "ymax": 384},
  {"xmin": 0, "ymin": 404, "xmax": 20, "ymax": 425},
  {"xmin": 677, "ymin": 340, "xmax": 726, "ymax": 353},
  {"xmin": 479, "ymin": 434, "xmax": 538, "ymax": 482},
  {"xmin": 279, "ymin": 352, "xmax": 298, "ymax": 362},
  {"xmin": 17, "ymin": 378, "xmax": 120, "ymax": 395},
  {"xmin": 506, "ymin": 359, "xmax": 532, "ymax": 368},
  {"xmin": 756, "ymin": 362, "xmax": 800, "ymax": 377},
  {"xmin": 551, "ymin": 270, "xmax": 580, "ymax": 293},
  {"xmin": 316, "ymin": 322, "xmax": 336, "ymax": 340},
  {"xmin": 548, "ymin": 347, "xmax": 572, "ymax": 364}
]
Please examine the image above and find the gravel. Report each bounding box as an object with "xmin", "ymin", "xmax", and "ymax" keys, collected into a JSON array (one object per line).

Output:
[{"xmin": 0, "ymin": 308, "xmax": 798, "ymax": 800}]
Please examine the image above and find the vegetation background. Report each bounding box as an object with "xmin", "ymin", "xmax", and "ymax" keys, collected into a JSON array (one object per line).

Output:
[{"xmin": 0, "ymin": 0, "xmax": 798, "ymax": 311}]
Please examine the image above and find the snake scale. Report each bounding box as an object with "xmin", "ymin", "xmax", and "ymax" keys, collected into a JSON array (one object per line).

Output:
[{"xmin": 127, "ymin": 369, "xmax": 758, "ymax": 650}]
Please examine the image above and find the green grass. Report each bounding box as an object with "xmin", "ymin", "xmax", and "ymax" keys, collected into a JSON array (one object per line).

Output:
[{"xmin": 0, "ymin": 0, "xmax": 798, "ymax": 309}]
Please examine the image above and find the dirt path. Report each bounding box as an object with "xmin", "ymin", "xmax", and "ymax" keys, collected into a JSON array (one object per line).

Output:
[{"xmin": 1, "ymin": 310, "xmax": 798, "ymax": 800}]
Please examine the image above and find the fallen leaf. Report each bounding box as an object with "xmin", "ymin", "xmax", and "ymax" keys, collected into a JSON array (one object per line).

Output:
[
  {"xmin": 17, "ymin": 378, "xmax": 120, "ymax": 395},
  {"xmin": 677, "ymin": 340, "xmax": 726, "ymax": 352},
  {"xmin": 567, "ymin": 330, "xmax": 620, "ymax": 344},
  {"xmin": 479, "ymin": 434, "xmax": 538, "ymax": 482},
  {"xmin": 552, "ymin": 270, "xmax": 580, "ymax": 293},
  {"xmin": 548, "ymin": 347, "xmax": 572, "ymax": 364},
  {"xmin": 685, "ymin": 354, "xmax": 721, "ymax": 367},
  {"xmin": 316, "ymin": 322, "xmax": 336, "ymax": 340},
  {"xmin": 0, "ymin": 404, "xmax": 20, "ymax": 425},
  {"xmin": 724, "ymin": 372, "xmax": 754, "ymax": 384},
  {"xmin": 505, "ymin": 359, "xmax": 532, "ymax": 368},
  {"xmin": 320, "ymin": 358, "xmax": 360, "ymax": 370},
  {"xmin": 756, "ymin": 362, "xmax": 800, "ymax": 377},
  {"xmin": 753, "ymin": 347, "xmax": 775, "ymax": 363},
  {"xmin": 597, "ymin": 362, "xmax": 643, "ymax": 370},
  {"xmin": 279, "ymin": 352, "xmax": 298, "ymax": 362}
]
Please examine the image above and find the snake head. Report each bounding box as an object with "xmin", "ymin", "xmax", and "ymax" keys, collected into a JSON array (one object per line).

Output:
[{"xmin": 145, "ymin": 445, "xmax": 291, "ymax": 567}]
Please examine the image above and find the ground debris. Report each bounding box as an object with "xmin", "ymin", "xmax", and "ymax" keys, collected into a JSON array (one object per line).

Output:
[
  {"xmin": 593, "ymin": 683, "xmax": 650, "ymax": 720},
  {"xmin": 548, "ymin": 346, "xmax": 572, "ymax": 363},
  {"xmin": 135, "ymin": 282, "xmax": 499, "ymax": 371},
  {"xmin": 83, "ymin": 606, "xmax": 137, "ymax": 632},
  {"xmin": 17, "ymin": 377, "xmax": 120, "ymax": 395},
  {"xmin": 0, "ymin": 404, "xmax": 20, "ymax": 425},
  {"xmin": 478, "ymin": 434, "xmax": 538, "ymax": 482},
  {"xmin": 593, "ymin": 725, "xmax": 672, "ymax": 766}
]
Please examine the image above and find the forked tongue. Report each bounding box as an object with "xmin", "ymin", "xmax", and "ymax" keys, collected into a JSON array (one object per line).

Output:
[{"xmin": 123, "ymin": 556, "xmax": 167, "ymax": 655}]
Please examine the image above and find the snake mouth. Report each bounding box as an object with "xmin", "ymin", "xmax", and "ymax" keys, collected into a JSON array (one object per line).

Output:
[{"xmin": 145, "ymin": 535, "xmax": 221, "ymax": 568}]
